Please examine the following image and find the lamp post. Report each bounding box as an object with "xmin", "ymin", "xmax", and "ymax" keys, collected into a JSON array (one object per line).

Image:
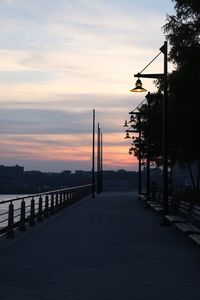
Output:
[
  {"xmin": 125, "ymin": 113, "xmax": 142, "ymax": 197},
  {"xmin": 100, "ymin": 132, "xmax": 103, "ymax": 192},
  {"xmin": 97, "ymin": 123, "xmax": 103, "ymax": 194},
  {"xmin": 146, "ymin": 92, "xmax": 151, "ymax": 202},
  {"xmin": 128, "ymin": 109, "xmax": 151, "ymax": 201},
  {"xmin": 92, "ymin": 110, "xmax": 103, "ymax": 197},
  {"xmin": 137, "ymin": 114, "xmax": 142, "ymax": 197},
  {"xmin": 97, "ymin": 123, "xmax": 100, "ymax": 194},
  {"xmin": 130, "ymin": 42, "xmax": 169, "ymax": 219},
  {"xmin": 92, "ymin": 109, "xmax": 95, "ymax": 198}
]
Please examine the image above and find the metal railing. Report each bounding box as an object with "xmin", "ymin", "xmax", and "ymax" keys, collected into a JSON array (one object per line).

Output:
[{"xmin": 0, "ymin": 184, "xmax": 93, "ymax": 238}]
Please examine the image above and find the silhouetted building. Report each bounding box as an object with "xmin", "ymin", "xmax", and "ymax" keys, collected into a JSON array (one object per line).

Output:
[
  {"xmin": 0, "ymin": 165, "xmax": 24, "ymax": 193},
  {"xmin": 103, "ymin": 170, "xmax": 137, "ymax": 191},
  {"xmin": 62, "ymin": 170, "xmax": 72, "ymax": 175}
]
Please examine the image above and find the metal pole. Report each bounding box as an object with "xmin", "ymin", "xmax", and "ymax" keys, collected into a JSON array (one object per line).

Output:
[
  {"xmin": 162, "ymin": 41, "xmax": 169, "ymax": 217},
  {"xmin": 100, "ymin": 132, "xmax": 103, "ymax": 192},
  {"xmin": 138, "ymin": 115, "xmax": 142, "ymax": 197},
  {"xmin": 92, "ymin": 109, "xmax": 95, "ymax": 198},
  {"xmin": 133, "ymin": 42, "xmax": 169, "ymax": 218},
  {"xmin": 97, "ymin": 123, "xmax": 100, "ymax": 194},
  {"xmin": 146, "ymin": 93, "xmax": 151, "ymax": 201},
  {"xmin": 170, "ymin": 162, "xmax": 173, "ymax": 195}
]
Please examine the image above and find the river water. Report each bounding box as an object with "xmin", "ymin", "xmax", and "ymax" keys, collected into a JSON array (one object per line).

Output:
[{"xmin": 0, "ymin": 194, "xmax": 37, "ymax": 229}]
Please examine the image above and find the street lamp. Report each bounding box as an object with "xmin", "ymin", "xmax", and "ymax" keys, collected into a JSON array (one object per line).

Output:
[
  {"xmin": 123, "ymin": 120, "xmax": 129, "ymax": 127},
  {"xmin": 125, "ymin": 113, "xmax": 142, "ymax": 197},
  {"xmin": 128, "ymin": 109, "xmax": 151, "ymax": 201},
  {"xmin": 145, "ymin": 92, "xmax": 151, "ymax": 202},
  {"xmin": 130, "ymin": 41, "xmax": 169, "ymax": 220},
  {"xmin": 130, "ymin": 78, "xmax": 147, "ymax": 92},
  {"xmin": 130, "ymin": 113, "xmax": 142, "ymax": 198},
  {"xmin": 124, "ymin": 132, "xmax": 131, "ymax": 139}
]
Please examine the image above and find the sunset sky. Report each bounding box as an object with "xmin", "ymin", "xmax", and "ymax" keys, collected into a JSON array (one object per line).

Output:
[{"xmin": 0, "ymin": 0, "xmax": 175, "ymax": 172}]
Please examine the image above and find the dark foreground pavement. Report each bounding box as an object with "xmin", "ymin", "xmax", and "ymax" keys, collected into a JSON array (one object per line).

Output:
[{"xmin": 0, "ymin": 191, "xmax": 200, "ymax": 300}]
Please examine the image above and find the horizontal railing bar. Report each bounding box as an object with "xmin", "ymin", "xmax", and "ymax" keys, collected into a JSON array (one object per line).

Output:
[
  {"xmin": 14, "ymin": 214, "xmax": 20, "ymax": 218},
  {"xmin": 0, "ymin": 219, "xmax": 8, "ymax": 224},
  {"xmin": 0, "ymin": 212, "xmax": 8, "ymax": 217},
  {"xmin": 0, "ymin": 184, "xmax": 92, "ymax": 204},
  {"xmin": 12, "ymin": 209, "xmax": 21, "ymax": 215}
]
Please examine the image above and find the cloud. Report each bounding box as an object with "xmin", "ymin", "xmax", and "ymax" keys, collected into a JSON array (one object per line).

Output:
[
  {"xmin": 0, "ymin": 0, "xmax": 174, "ymax": 171},
  {"xmin": 0, "ymin": 132, "xmax": 137, "ymax": 171},
  {"xmin": 0, "ymin": 91, "xmax": 146, "ymax": 136}
]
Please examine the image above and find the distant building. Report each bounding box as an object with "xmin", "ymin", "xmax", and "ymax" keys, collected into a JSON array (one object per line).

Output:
[
  {"xmin": 103, "ymin": 180, "xmax": 135, "ymax": 191},
  {"xmin": 75, "ymin": 170, "xmax": 91, "ymax": 175},
  {"xmin": 0, "ymin": 165, "xmax": 24, "ymax": 193},
  {"xmin": 103, "ymin": 170, "xmax": 137, "ymax": 191},
  {"xmin": 62, "ymin": 170, "xmax": 72, "ymax": 175}
]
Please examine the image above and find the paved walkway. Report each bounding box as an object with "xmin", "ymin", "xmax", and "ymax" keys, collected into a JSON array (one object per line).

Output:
[{"xmin": 0, "ymin": 191, "xmax": 200, "ymax": 300}]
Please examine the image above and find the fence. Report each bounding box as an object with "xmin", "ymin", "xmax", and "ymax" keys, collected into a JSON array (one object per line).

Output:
[{"xmin": 0, "ymin": 184, "xmax": 93, "ymax": 238}]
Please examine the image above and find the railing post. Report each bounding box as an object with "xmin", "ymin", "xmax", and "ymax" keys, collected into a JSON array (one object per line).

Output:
[
  {"xmin": 74, "ymin": 190, "xmax": 78, "ymax": 203},
  {"xmin": 72, "ymin": 191, "xmax": 75, "ymax": 203},
  {"xmin": 79, "ymin": 189, "xmax": 82, "ymax": 200},
  {"xmin": 19, "ymin": 199, "xmax": 26, "ymax": 231},
  {"xmin": 29, "ymin": 197, "xmax": 35, "ymax": 226},
  {"xmin": 63, "ymin": 191, "xmax": 67, "ymax": 208},
  {"xmin": 1, "ymin": 185, "xmax": 93, "ymax": 238},
  {"xmin": 70, "ymin": 192, "xmax": 73, "ymax": 205},
  {"xmin": 74, "ymin": 191, "xmax": 77, "ymax": 202},
  {"xmin": 55, "ymin": 193, "xmax": 59, "ymax": 212},
  {"xmin": 50, "ymin": 194, "xmax": 55, "ymax": 215},
  {"xmin": 66, "ymin": 192, "xmax": 69, "ymax": 206},
  {"xmin": 59, "ymin": 193, "xmax": 63, "ymax": 210},
  {"xmin": 7, "ymin": 201, "xmax": 15, "ymax": 238},
  {"xmin": 69, "ymin": 192, "xmax": 72, "ymax": 205},
  {"xmin": 44, "ymin": 195, "xmax": 49, "ymax": 218},
  {"xmin": 37, "ymin": 196, "xmax": 43, "ymax": 222}
]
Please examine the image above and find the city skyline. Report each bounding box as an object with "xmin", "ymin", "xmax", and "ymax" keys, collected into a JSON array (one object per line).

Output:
[{"xmin": 0, "ymin": 0, "xmax": 175, "ymax": 172}]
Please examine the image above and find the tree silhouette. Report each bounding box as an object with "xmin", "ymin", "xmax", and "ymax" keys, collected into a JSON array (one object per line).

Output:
[
  {"xmin": 129, "ymin": 0, "xmax": 200, "ymax": 190},
  {"xmin": 162, "ymin": 0, "xmax": 200, "ymax": 190}
]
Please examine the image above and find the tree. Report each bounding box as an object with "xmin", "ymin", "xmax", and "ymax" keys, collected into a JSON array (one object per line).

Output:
[
  {"xmin": 130, "ymin": 92, "xmax": 163, "ymax": 167},
  {"xmin": 163, "ymin": 0, "xmax": 200, "ymax": 190},
  {"xmin": 127, "ymin": 0, "xmax": 200, "ymax": 190}
]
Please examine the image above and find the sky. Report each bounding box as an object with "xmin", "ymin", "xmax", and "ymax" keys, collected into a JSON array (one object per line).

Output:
[{"xmin": 0, "ymin": 0, "xmax": 175, "ymax": 172}]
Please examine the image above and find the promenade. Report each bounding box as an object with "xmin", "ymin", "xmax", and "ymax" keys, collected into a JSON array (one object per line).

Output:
[{"xmin": 0, "ymin": 191, "xmax": 200, "ymax": 300}]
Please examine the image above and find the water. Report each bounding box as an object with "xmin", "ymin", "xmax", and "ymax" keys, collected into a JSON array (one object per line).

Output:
[
  {"xmin": 0, "ymin": 194, "xmax": 38, "ymax": 229},
  {"xmin": 0, "ymin": 194, "xmax": 27, "ymax": 201},
  {"xmin": 0, "ymin": 194, "xmax": 29, "ymax": 210}
]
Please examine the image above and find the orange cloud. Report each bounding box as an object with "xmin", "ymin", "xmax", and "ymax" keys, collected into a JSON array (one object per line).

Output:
[{"xmin": 0, "ymin": 133, "xmax": 138, "ymax": 170}]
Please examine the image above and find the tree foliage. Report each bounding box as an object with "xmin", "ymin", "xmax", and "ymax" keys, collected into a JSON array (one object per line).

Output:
[
  {"xmin": 128, "ymin": 0, "xmax": 200, "ymax": 190},
  {"xmin": 164, "ymin": 0, "xmax": 200, "ymax": 190},
  {"xmin": 130, "ymin": 92, "xmax": 163, "ymax": 165}
]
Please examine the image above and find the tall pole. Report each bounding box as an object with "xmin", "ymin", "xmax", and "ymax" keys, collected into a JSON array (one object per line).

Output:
[
  {"xmin": 100, "ymin": 132, "xmax": 103, "ymax": 192},
  {"xmin": 146, "ymin": 93, "xmax": 151, "ymax": 201},
  {"xmin": 97, "ymin": 123, "xmax": 100, "ymax": 194},
  {"xmin": 162, "ymin": 41, "xmax": 169, "ymax": 217},
  {"xmin": 138, "ymin": 114, "xmax": 142, "ymax": 197},
  {"xmin": 92, "ymin": 109, "xmax": 95, "ymax": 198},
  {"xmin": 132, "ymin": 42, "xmax": 169, "ymax": 218}
]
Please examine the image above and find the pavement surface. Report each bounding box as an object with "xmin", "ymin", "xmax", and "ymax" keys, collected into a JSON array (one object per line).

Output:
[{"xmin": 0, "ymin": 191, "xmax": 200, "ymax": 300}]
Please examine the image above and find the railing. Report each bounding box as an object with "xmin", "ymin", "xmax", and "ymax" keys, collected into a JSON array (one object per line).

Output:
[{"xmin": 0, "ymin": 184, "xmax": 93, "ymax": 239}]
